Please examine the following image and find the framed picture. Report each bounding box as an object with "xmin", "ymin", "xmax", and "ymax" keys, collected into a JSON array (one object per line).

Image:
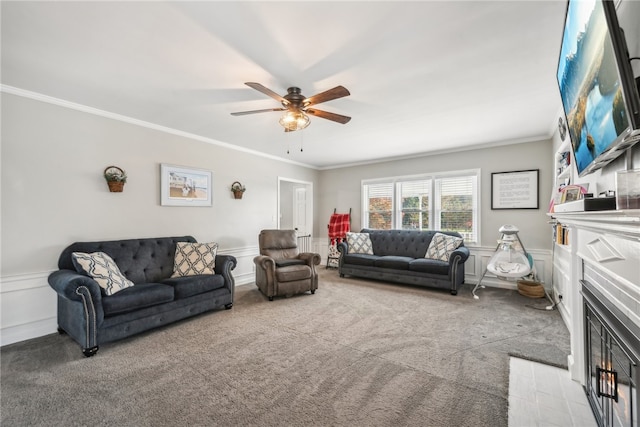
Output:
[
  {"xmin": 560, "ymin": 185, "xmax": 585, "ymax": 203},
  {"xmin": 491, "ymin": 169, "xmax": 539, "ymax": 210},
  {"xmin": 160, "ymin": 164, "xmax": 212, "ymax": 207}
]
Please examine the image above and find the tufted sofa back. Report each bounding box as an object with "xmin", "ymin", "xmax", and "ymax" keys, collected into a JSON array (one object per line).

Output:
[
  {"xmin": 58, "ymin": 236, "xmax": 196, "ymax": 284},
  {"xmin": 360, "ymin": 229, "xmax": 464, "ymax": 258}
]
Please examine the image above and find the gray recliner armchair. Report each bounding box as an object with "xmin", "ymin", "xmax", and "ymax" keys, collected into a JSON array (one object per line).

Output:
[{"xmin": 253, "ymin": 229, "xmax": 321, "ymax": 301}]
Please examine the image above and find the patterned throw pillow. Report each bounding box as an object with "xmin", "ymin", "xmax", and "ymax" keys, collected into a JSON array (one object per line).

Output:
[
  {"xmin": 346, "ymin": 232, "xmax": 374, "ymax": 255},
  {"xmin": 171, "ymin": 242, "xmax": 218, "ymax": 277},
  {"xmin": 72, "ymin": 252, "xmax": 134, "ymax": 296},
  {"xmin": 425, "ymin": 233, "xmax": 463, "ymax": 262}
]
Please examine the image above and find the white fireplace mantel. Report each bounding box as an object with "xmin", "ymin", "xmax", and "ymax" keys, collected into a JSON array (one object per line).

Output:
[
  {"xmin": 548, "ymin": 209, "xmax": 640, "ymax": 383},
  {"xmin": 550, "ymin": 209, "xmax": 640, "ymax": 237}
]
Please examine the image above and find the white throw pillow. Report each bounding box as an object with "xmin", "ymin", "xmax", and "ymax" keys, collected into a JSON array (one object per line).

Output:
[
  {"xmin": 425, "ymin": 233, "xmax": 463, "ymax": 262},
  {"xmin": 346, "ymin": 232, "xmax": 374, "ymax": 255},
  {"xmin": 72, "ymin": 251, "xmax": 134, "ymax": 295},
  {"xmin": 171, "ymin": 242, "xmax": 218, "ymax": 277}
]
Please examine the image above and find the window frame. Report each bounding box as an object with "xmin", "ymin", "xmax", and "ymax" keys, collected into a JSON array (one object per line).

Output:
[{"xmin": 362, "ymin": 169, "xmax": 481, "ymax": 245}]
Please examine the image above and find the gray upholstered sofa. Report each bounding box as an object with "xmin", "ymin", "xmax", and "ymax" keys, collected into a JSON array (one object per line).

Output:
[
  {"xmin": 48, "ymin": 236, "xmax": 236, "ymax": 356},
  {"xmin": 337, "ymin": 229, "xmax": 470, "ymax": 295}
]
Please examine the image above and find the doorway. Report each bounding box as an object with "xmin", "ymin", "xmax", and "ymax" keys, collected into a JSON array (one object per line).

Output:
[{"xmin": 277, "ymin": 177, "xmax": 313, "ymax": 237}]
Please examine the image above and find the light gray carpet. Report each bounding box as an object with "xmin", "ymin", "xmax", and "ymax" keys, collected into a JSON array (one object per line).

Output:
[{"xmin": 1, "ymin": 270, "xmax": 570, "ymax": 426}]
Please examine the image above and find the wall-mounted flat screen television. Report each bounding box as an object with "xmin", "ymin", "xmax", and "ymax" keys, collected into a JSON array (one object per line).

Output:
[{"xmin": 557, "ymin": 0, "xmax": 640, "ymax": 177}]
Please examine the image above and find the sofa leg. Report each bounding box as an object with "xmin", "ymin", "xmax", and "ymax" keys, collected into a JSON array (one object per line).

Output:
[
  {"xmin": 311, "ymin": 289, "xmax": 315, "ymax": 294},
  {"xmin": 82, "ymin": 346, "xmax": 99, "ymax": 358},
  {"xmin": 339, "ymin": 273, "xmax": 344, "ymax": 278},
  {"xmin": 450, "ymin": 290, "xmax": 458, "ymax": 296},
  {"xmin": 57, "ymin": 327, "xmax": 67, "ymax": 335},
  {"xmin": 225, "ymin": 303, "xmax": 233, "ymax": 310},
  {"xmin": 268, "ymin": 296, "xmax": 274, "ymax": 301}
]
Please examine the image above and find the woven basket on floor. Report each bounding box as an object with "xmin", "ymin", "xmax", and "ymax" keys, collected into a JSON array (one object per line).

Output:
[{"xmin": 517, "ymin": 280, "xmax": 545, "ymax": 298}]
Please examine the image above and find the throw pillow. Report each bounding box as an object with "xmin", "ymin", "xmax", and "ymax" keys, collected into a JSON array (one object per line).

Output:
[
  {"xmin": 346, "ymin": 232, "xmax": 374, "ymax": 255},
  {"xmin": 171, "ymin": 242, "xmax": 218, "ymax": 277},
  {"xmin": 72, "ymin": 251, "xmax": 134, "ymax": 296},
  {"xmin": 425, "ymin": 233, "xmax": 463, "ymax": 262}
]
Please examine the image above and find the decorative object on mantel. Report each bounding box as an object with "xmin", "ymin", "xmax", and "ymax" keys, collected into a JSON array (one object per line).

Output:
[
  {"xmin": 230, "ymin": 181, "xmax": 246, "ymax": 199},
  {"xmin": 104, "ymin": 166, "xmax": 127, "ymax": 192}
]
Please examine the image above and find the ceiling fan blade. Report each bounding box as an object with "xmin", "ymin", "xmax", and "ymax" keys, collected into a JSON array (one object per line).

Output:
[
  {"xmin": 245, "ymin": 82, "xmax": 289, "ymax": 105},
  {"xmin": 306, "ymin": 108, "xmax": 351, "ymax": 124},
  {"xmin": 230, "ymin": 108, "xmax": 286, "ymax": 116},
  {"xmin": 304, "ymin": 86, "xmax": 350, "ymax": 107}
]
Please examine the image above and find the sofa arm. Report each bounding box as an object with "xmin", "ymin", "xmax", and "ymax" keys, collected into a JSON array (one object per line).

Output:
[
  {"xmin": 298, "ymin": 252, "xmax": 321, "ymax": 266},
  {"xmin": 48, "ymin": 270, "xmax": 105, "ymax": 342},
  {"xmin": 48, "ymin": 269, "xmax": 104, "ymax": 305},
  {"xmin": 253, "ymin": 255, "xmax": 276, "ymax": 272},
  {"xmin": 337, "ymin": 241, "xmax": 348, "ymax": 255},
  {"xmin": 449, "ymin": 246, "xmax": 470, "ymax": 264},
  {"xmin": 214, "ymin": 255, "xmax": 237, "ymax": 304}
]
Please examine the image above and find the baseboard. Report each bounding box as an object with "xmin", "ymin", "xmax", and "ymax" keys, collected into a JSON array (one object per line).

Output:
[{"xmin": 1, "ymin": 317, "xmax": 58, "ymax": 347}]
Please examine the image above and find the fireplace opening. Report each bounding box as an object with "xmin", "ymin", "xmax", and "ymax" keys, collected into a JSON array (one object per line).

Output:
[{"xmin": 582, "ymin": 280, "xmax": 639, "ymax": 427}]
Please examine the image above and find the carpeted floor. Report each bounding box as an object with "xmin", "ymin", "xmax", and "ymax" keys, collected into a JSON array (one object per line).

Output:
[{"xmin": 1, "ymin": 269, "xmax": 570, "ymax": 426}]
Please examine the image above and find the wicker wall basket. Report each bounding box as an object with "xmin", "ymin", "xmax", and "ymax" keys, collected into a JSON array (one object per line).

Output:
[
  {"xmin": 517, "ymin": 280, "xmax": 545, "ymax": 298},
  {"xmin": 107, "ymin": 181, "xmax": 125, "ymax": 193}
]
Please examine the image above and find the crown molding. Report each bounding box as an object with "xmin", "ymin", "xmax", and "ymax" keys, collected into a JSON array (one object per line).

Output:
[{"xmin": 0, "ymin": 85, "xmax": 319, "ymax": 170}]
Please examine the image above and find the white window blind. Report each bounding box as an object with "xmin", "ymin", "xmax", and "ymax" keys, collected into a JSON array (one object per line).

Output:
[
  {"xmin": 364, "ymin": 182, "xmax": 394, "ymax": 230},
  {"xmin": 362, "ymin": 170, "xmax": 479, "ymax": 244},
  {"xmin": 435, "ymin": 175, "xmax": 477, "ymax": 242},
  {"xmin": 398, "ymin": 180, "xmax": 431, "ymax": 230}
]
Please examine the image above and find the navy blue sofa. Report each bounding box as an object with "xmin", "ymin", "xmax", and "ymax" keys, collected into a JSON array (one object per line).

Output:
[
  {"xmin": 337, "ymin": 229, "xmax": 469, "ymax": 295},
  {"xmin": 48, "ymin": 236, "xmax": 236, "ymax": 357}
]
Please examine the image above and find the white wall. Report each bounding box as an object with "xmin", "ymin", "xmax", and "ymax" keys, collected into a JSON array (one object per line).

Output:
[
  {"xmin": 318, "ymin": 140, "xmax": 554, "ymax": 250},
  {"xmin": 0, "ymin": 92, "xmax": 319, "ymax": 345}
]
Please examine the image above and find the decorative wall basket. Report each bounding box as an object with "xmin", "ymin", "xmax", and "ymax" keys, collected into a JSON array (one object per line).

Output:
[
  {"xmin": 107, "ymin": 181, "xmax": 125, "ymax": 193},
  {"xmin": 230, "ymin": 181, "xmax": 245, "ymax": 199},
  {"xmin": 104, "ymin": 166, "xmax": 127, "ymax": 193}
]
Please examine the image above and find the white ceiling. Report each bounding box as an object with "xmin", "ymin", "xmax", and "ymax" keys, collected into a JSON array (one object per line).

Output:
[{"xmin": 1, "ymin": 1, "xmax": 567, "ymax": 169}]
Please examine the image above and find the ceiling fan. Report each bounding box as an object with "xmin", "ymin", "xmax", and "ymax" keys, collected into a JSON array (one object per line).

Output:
[{"xmin": 231, "ymin": 82, "xmax": 351, "ymax": 132}]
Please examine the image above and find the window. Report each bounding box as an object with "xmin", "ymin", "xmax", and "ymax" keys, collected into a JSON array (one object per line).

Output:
[
  {"xmin": 363, "ymin": 170, "xmax": 479, "ymax": 244},
  {"xmin": 363, "ymin": 182, "xmax": 393, "ymax": 229}
]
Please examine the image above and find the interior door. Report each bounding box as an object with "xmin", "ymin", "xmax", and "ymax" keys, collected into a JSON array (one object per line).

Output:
[{"xmin": 293, "ymin": 186, "xmax": 308, "ymax": 235}]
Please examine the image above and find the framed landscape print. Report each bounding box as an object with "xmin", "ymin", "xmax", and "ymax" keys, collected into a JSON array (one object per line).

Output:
[{"xmin": 160, "ymin": 164, "xmax": 212, "ymax": 207}]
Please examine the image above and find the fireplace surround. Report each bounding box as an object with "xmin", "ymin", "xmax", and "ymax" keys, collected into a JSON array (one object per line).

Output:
[
  {"xmin": 549, "ymin": 210, "xmax": 640, "ymax": 427},
  {"xmin": 583, "ymin": 278, "xmax": 639, "ymax": 427}
]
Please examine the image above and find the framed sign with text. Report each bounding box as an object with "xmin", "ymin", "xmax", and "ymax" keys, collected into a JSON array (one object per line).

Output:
[{"xmin": 491, "ymin": 169, "xmax": 539, "ymax": 210}]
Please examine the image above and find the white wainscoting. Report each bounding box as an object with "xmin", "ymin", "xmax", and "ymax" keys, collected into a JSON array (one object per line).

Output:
[
  {"xmin": 0, "ymin": 271, "xmax": 58, "ymax": 347},
  {"xmin": 222, "ymin": 246, "xmax": 258, "ymax": 286}
]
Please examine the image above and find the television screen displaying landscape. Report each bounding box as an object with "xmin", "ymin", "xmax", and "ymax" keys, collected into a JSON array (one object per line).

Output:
[{"xmin": 557, "ymin": 0, "xmax": 629, "ymax": 175}]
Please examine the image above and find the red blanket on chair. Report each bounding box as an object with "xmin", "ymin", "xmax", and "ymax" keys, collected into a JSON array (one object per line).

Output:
[{"xmin": 328, "ymin": 213, "xmax": 350, "ymax": 244}]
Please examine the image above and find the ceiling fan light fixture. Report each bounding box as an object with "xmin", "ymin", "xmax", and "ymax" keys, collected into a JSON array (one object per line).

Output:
[{"xmin": 279, "ymin": 111, "xmax": 310, "ymax": 132}]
